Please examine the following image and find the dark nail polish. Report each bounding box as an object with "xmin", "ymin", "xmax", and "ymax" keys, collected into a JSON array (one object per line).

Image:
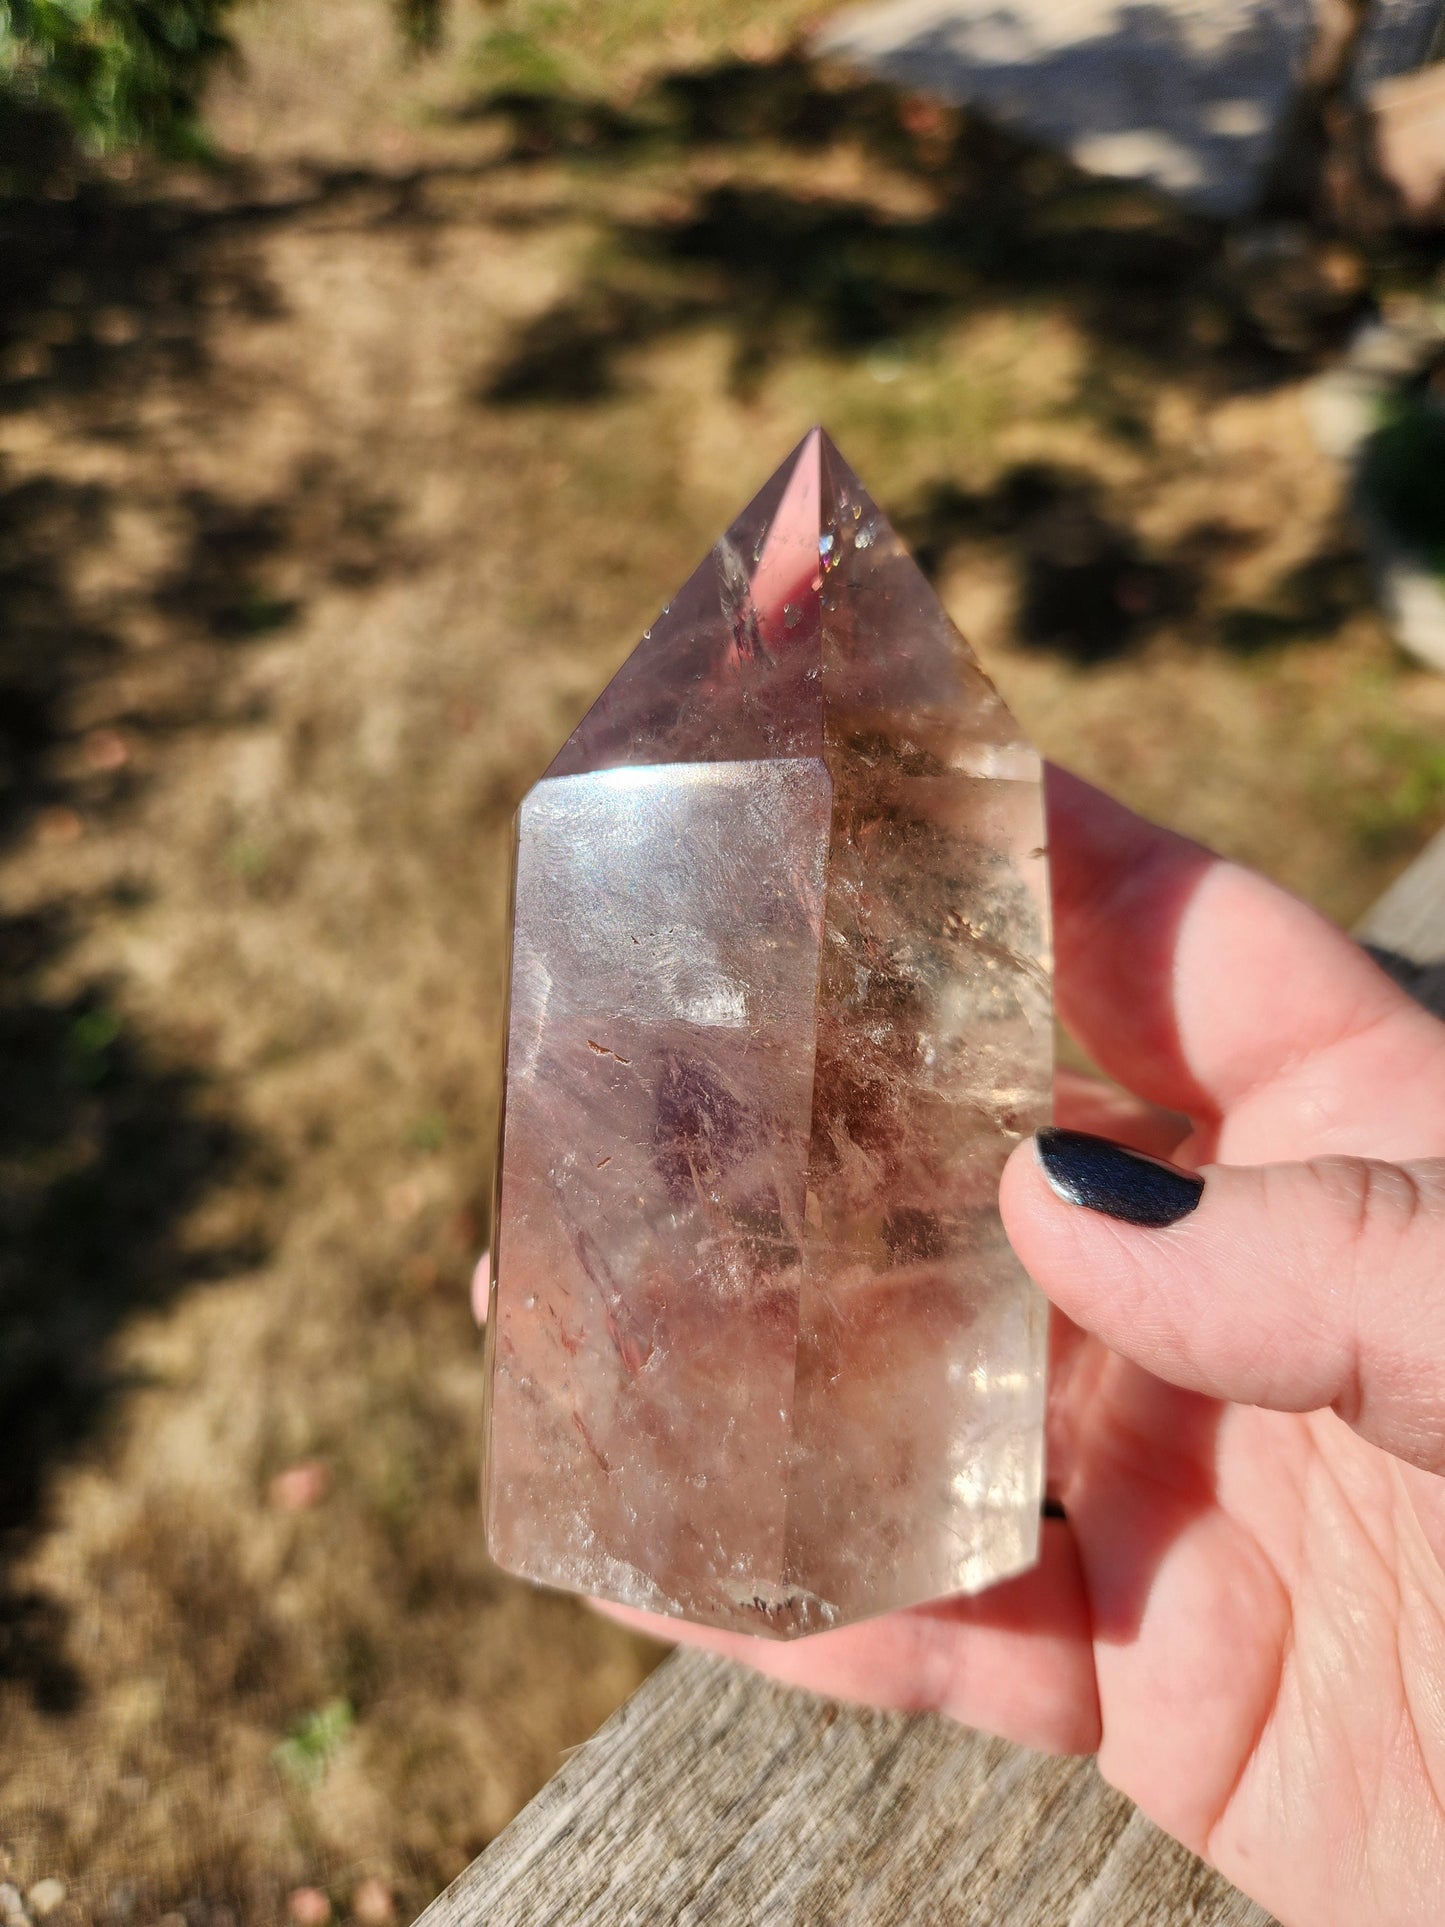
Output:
[{"xmin": 1034, "ymin": 1126, "xmax": 1204, "ymax": 1229}]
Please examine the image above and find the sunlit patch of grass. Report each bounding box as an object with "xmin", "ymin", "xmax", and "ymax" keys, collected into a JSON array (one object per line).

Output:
[
  {"xmin": 471, "ymin": 25, "xmax": 571, "ymax": 97},
  {"xmin": 406, "ymin": 1112, "xmax": 448, "ymax": 1152},
  {"xmin": 465, "ymin": 0, "xmax": 819, "ymax": 99},
  {"xmin": 273, "ymin": 1698, "xmax": 356, "ymax": 1792},
  {"xmin": 1349, "ymin": 729, "xmax": 1445, "ymax": 858},
  {"xmin": 224, "ymin": 834, "xmax": 271, "ymax": 886}
]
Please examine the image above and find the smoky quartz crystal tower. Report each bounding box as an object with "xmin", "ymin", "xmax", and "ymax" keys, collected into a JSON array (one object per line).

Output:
[{"xmin": 484, "ymin": 430, "xmax": 1051, "ymax": 1639}]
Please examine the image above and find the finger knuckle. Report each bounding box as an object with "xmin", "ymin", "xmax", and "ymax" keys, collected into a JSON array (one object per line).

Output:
[
  {"xmin": 1302, "ymin": 1157, "xmax": 1445, "ymax": 1455},
  {"xmin": 1305, "ymin": 1156, "xmax": 1436, "ymax": 1248}
]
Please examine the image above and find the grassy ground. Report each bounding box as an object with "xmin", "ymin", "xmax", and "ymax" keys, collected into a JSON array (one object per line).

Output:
[{"xmin": 2, "ymin": 2, "xmax": 1443, "ymax": 1919}]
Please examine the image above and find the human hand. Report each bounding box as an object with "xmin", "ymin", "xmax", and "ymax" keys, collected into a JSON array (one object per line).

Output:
[{"xmin": 585, "ymin": 767, "xmax": 1445, "ymax": 1927}]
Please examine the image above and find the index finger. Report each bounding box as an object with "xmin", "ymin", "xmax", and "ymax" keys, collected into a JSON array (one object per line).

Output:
[{"xmin": 1046, "ymin": 766, "xmax": 1429, "ymax": 1127}]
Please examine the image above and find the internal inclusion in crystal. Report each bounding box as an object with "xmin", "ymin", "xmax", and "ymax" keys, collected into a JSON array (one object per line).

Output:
[{"xmin": 484, "ymin": 429, "xmax": 1052, "ymax": 1639}]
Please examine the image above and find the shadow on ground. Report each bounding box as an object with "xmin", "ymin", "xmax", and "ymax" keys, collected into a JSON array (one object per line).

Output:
[
  {"xmin": 900, "ymin": 461, "xmax": 1371, "ymax": 661},
  {"xmin": 447, "ymin": 48, "xmax": 1384, "ymax": 660},
  {"xmin": 0, "ymin": 162, "xmax": 419, "ymax": 1717},
  {"xmin": 465, "ymin": 51, "xmax": 1371, "ymax": 405},
  {"xmin": 0, "ymin": 904, "xmax": 255, "ymax": 1713},
  {"xmin": 0, "ymin": 350, "xmax": 268, "ymax": 1714}
]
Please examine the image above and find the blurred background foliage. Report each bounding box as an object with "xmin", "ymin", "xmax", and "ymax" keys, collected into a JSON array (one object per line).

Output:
[{"xmin": 0, "ymin": 0, "xmax": 235, "ymax": 156}]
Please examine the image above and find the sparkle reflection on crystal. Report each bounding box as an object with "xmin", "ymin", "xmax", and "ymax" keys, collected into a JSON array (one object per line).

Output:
[{"xmin": 483, "ymin": 429, "xmax": 1052, "ymax": 1639}]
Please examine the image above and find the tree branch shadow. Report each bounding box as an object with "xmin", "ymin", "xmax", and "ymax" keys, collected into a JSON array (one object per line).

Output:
[
  {"xmin": 463, "ymin": 46, "xmax": 1375, "ymax": 411},
  {"xmin": 0, "ymin": 157, "xmax": 425, "ymax": 1719}
]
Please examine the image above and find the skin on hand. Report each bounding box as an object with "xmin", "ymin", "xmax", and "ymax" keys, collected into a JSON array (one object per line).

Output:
[{"xmin": 544, "ymin": 767, "xmax": 1445, "ymax": 1927}]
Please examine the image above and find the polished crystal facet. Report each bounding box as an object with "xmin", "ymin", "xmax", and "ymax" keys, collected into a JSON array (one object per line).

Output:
[{"xmin": 484, "ymin": 430, "xmax": 1052, "ymax": 1639}]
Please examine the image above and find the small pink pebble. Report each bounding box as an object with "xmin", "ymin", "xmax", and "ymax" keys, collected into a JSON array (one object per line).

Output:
[
  {"xmin": 351, "ymin": 1878, "xmax": 395, "ymax": 1926},
  {"xmin": 84, "ymin": 727, "xmax": 129, "ymax": 772},
  {"xmin": 287, "ymin": 1890, "xmax": 331, "ymax": 1926},
  {"xmin": 385, "ymin": 1175, "xmax": 427, "ymax": 1223},
  {"xmin": 268, "ymin": 1460, "xmax": 330, "ymax": 1511},
  {"xmin": 36, "ymin": 806, "xmax": 84, "ymax": 846}
]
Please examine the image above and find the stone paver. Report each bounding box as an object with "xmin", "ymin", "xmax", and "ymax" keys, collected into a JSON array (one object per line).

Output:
[{"xmin": 821, "ymin": 0, "xmax": 1443, "ymax": 215}]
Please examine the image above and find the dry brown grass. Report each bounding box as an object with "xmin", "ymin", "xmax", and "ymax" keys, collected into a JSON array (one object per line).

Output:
[{"xmin": 1, "ymin": 2, "xmax": 1442, "ymax": 1919}]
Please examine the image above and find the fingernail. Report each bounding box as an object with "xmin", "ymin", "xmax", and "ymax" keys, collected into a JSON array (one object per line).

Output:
[{"xmin": 1034, "ymin": 1126, "xmax": 1203, "ymax": 1229}]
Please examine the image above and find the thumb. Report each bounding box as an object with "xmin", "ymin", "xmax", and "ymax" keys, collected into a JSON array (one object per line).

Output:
[{"xmin": 1001, "ymin": 1127, "xmax": 1445, "ymax": 1474}]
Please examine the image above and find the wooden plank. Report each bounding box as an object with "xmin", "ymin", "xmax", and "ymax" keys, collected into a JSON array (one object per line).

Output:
[
  {"xmin": 1358, "ymin": 824, "xmax": 1445, "ymax": 1014},
  {"xmin": 1358, "ymin": 822, "xmax": 1445, "ymax": 946},
  {"xmin": 415, "ymin": 1648, "xmax": 1271, "ymax": 1927},
  {"xmin": 420, "ymin": 826, "xmax": 1445, "ymax": 1927}
]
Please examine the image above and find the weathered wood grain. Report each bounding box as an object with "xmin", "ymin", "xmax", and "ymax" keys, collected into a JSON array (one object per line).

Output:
[
  {"xmin": 1358, "ymin": 824, "xmax": 1445, "ymax": 1013},
  {"xmin": 420, "ymin": 823, "xmax": 1445, "ymax": 1927},
  {"xmin": 416, "ymin": 1647, "xmax": 1271, "ymax": 1927}
]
